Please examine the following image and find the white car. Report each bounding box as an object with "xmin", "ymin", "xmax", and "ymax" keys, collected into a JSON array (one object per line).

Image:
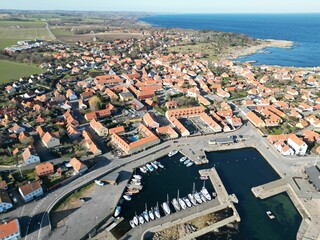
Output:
[{"xmin": 12, "ymin": 197, "xmax": 18, "ymax": 203}]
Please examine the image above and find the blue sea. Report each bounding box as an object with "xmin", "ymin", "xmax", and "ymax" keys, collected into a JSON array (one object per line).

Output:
[{"xmin": 141, "ymin": 14, "xmax": 320, "ymax": 67}]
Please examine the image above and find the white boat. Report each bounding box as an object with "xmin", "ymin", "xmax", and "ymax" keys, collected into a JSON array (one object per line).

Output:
[
  {"xmin": 178, "ymin": 198, "xmax": 187, "ymax": 210},
  {"xmin": 168, "ymin": 150, "xmax": 178, "ymax": 157},
  {"xmin": 143, "ymin": 210, "xmax": 149, "ymax": 222},
  {"xmin": 129, "ymin": 220, "xmax": 135, "ymax": 228},
  {"xmin": 151, "ymin": 161, "xmax": 158, "ymax": 169},
  {"xmin": 146, "ymin": 164, "xmax": 154, "ymax": 172},
  {"xmin": 180, "ymin": 156, "xmax": 187, "ymax": 162},
  {"xmin": 139, "ymin": 215, "xmax": 145, "ymax": 225},
  {"xmin": 184, "ymin": 159, "xmax": 191, "ymax": 165},
  {"xmin": 200, "ymin": 176, "xmax": 209, "ymax": 180},
  {"xmin": 157, "ymin": 162, "xmax": 164, "ymax": 168},
  {"xmin": 171, "ymin": 198, "xmax": 181, "ymax": 212},
  {"xmin": 149, "ymin": 208, "xmax": 155, "ymax": 220},
  {"xmin": 94, "ymin": 180, "xmax": 105, "ymax": 186},
  {"xmin": 154, "ymin": 204, "xmax": 161, "ymax": 219},
  {"xmin": 183, "ymin": 197, "xmax": 192, "ymax": 208},
  {"xmin": 266, "ymin": 211, "xmax": 275, "ymax": 219},
  {"xmin": 186, "ymin": 162, "xmax": 193, "ymax": 167},
  {"xmin": 133, "ymin": 174, "xmax": 142, "ymax": 180},
  {"xmin": 201, "ymin": 187, "xmax": 212, "ymax": 201},
  {"xmin": 162, "ymin": 202, "xmax": 171, "ymax": 215},
  {"xmin": 188, "ymin": 194, "xmax": 197, "ymax": 206},
  {"xmin": 131, "ymin": 180, "xmax": 141, "ymax": 186},
  {"xmin": 123, "ymin": 195, "xmax": 132, "ymax": 201},
  {"xmin": 194, "ymin": 192, "xmax": 203, "ymax": 204},
  {"xmin": 200, "ymin": 192, "xmax": 207, "ymax": 202},
  {"xmin": 140, "ymin": 166, "xmax": 147, "ymax": 173},
  {"xmin": 114, "ymin": 206, "xmax": 121, "ymax": 217},
  {"xmin": 133, "ymin": 215, "xmax": 139, "ymax": 226}
]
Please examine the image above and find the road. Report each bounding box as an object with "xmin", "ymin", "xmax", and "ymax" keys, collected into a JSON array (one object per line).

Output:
[{"xmin": 2, "ymin": 123, "xmax": 319, "ymax": 240}]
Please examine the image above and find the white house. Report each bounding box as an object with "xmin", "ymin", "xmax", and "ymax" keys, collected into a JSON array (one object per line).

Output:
[
  {"xmin": 19, "ymin": 181, "xmax": 43, "ymax": 202},
  {"xmin": 274, "ymin": 142, "xmax": 295, "ymax": 156},
  {"xmin": 0, "ymin": 189, "xmax": 13, "ymax": 213},
  {"xmin": 42, "ymin": 132, "xmax": 60, "ymax": 149},
  {"xmin": 21, "ymin": 147, "xmax": 40, "ymax": 165},
  {"xmin": 0, "ymin": 219, "xmax": 21, "ymax": 240},
  {"xmin": 287, "ymin": 135, "xmax": 308, "ymax": 155}
]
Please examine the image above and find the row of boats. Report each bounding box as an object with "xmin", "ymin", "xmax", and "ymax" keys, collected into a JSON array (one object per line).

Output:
[
  {"xmin": 179, "ymin": 156, "xmax": 194, "ymax": 167},
  {"xmin": 129, "ymin": 186, "xmax": 214, "ymax": 228},
  {"xmin": 139, "ymin": 160, "xmax": 164, "ymax": 173}
]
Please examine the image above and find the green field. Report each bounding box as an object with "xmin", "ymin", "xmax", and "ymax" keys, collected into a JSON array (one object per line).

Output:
[
  {"xmin": 0, "ymin": 60, "xmax": 44, "ymax": 83},
  {"xmin": 0, "ymin": 20, "xmax": 46, "ymax": 28}
]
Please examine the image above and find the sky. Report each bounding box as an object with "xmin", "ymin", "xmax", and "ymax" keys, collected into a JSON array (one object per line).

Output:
[{"xmin": 1, "ymin": 0, "xmax": 319, "ymax": 13}]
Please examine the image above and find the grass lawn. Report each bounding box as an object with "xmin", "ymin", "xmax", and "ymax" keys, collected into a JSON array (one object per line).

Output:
[
  {"xmin": 0, "ymin": 39, "xmax": 20, "ymax": 49},
  {"xmin": 0, "ymin": 60, "xmax": 44, "ymax": 83}
]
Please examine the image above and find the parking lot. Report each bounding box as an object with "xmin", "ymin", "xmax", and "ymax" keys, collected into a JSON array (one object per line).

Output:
[{"xmin": 189, "ymin": 116, "xmax": 216, "ymax": 134}]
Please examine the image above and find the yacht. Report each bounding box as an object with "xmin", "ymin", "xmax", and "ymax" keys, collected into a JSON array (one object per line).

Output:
[
  {"xmin": 161, "ymin": 202, "xmax": 171, "ymax": 215},
  {"xmin": 171, "ymin": 198, "xmax": 181, "ymax": 212},
  {"xmin": 133, "ymin": 214, "xmax": 139, "ymax": 226},
  {"xmin": 149, "ymin": 208, "xmax": 155, "ymax": 220},
  {"xmin": 183, "ymin": 197, "xmax": 192, "ymax": 208},
  {"xmin": 180, "ymin": 156, "xmax": 187, "ymax": 162},
  {"xmin": 133, "ymin": 174, "xmax": 142, "ymax": 180},
  {"xmin": 178, "ymin": 198, "xmax": 187, "ymax": 210},
  {"xmin": 168, "ymin": 150, "xmax": 178, "ymax": 157},
  {"xmin": 201, "ymin": 187, "xmax": 212, "ymax": 201},
  {"xmin": 186, "ymin": 162, "xmax": 193, "ymax": 167},
  {"xmin": 146, "ymin": 163, "xmax": 154, "ymax": 172},
  {"xmin": 123, "ymin": 195, "xmax": 132, "ymax": 201},
  {"xmin": 184, "ymin": 159, "xmax": 191, "ymax": 165},
  {"xmin": 194, "ymin": 192, "xmax": 203, "ymax": 204},
  {"xmin": 129, "ymin": 220, "xmax": 135, "ymax": 228},
  {"xmin": 140, "ymin": 166, "xmax": 147, "ymax": 174},
  {"xmin": 143, "ymin": 210, "xmax": 149, "ymax": 222},
  {"xmin": 114, "ymin": 206, "xmax": 121, "ymax": 217},
  {"xmin": 151, "ymin": 161, "xmax": 158, "ymax": 169},
  {"xmin": 139, "ymin": 215, "xmax": 145, "ymax": 225},
  {"xmin": 188, "ymin": 193, "xmax": 197, "ymax": 206},
  {"xmin": 154, "ymin": 203, "xmax": 161, "ymax": 219}
]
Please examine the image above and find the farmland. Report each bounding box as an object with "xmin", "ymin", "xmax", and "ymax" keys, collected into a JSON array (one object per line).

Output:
[{"xmin": 0, "ymin": 60, "xmax": 44, "ymax": 83}]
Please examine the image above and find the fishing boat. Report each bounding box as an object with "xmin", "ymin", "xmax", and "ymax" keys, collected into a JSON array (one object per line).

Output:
[
  {"xmin": 129, "ymin": 220, "xmax": 135, "ymax": 228},
  {"xmin": 140, "ymin": 166, "xmax": 147, "ymax": 174},
  {"xmin": 133, "ymin": 214, "xmax": 139, "ymax": 226},
  {"xmin": 200, "ymin": 176, "xmax": 209, "ymax": 180},
  {"xmin": 154, "ymin": 203, "xmax": 161, "ymax": 219},
  {"xmin": 123, "ymin": 195, "xmax": 132, "ymax": 201},
  {"xmin": 183, "ymin": 197, "xmax": 192, "ymax": 208},
  {"xmin": 139, "ymin": 215, "xmax": 145, "ymax": 225},
  {"xmin": 201, "ymin": 187, "xmax": 212, "ymax": 201},
  {"xmin": 171, "ymin": 198, "xmax": 181, "ymax": 212},
  {"xmin": 184, "ymin": 159, "xmax": 191, "ymax": 165},
  {"xmin": 180, "ymin": 156, "xmax": 187, "ymax": 162},
  {"xmin": 146, "ymin": 163, "xmax": 154, "ymax": 172},
  {"xmin": 114, "ymin": 206, "xmax": 121, "ymax": 217},
  {"xmin": 151, "ymin": 161, "xmax": 158, "ymax": 169},
  {"xmin": 168, "ymin": 150, "xmax": 178, "ymax": 157},
  {"xmin": 133, "ymin": 174, "xmax": 142, "ymax": 180},
  {"xmin": 194, "ymin": 192, "xmax": 203, "ymax": 204},
  {"xmin": 188, "ymin": 193, "xmax": 197, "ymax": 206},
  {"xmin": 186, "ymin": 162, "xmax": 193, "ymax": 167},
  {"xmin": 149, "ymin": 208, "xmax": 155, "ymax": 220}
]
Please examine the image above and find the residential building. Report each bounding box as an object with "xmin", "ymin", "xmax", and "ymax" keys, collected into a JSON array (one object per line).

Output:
[
  {"xmin": 165, "ymin": 106, "xmax": 205, "ymax": 119},
  {"xmin": 42, "ymin": 132, "xmax": 60, "ymax": 148},
  {"xmin": 90, "ymin": 119, "xmax": 108, "ymax": 137},
  {"xmin": 143, "ymin": 112, "xmax": 160, "ymax": 129},
  {"xmin": 21, "ymin": 146, "xmax": 40, "ymax": 165},
  {"xmin": 287, "ymin": 135, "xmax": 308, "ymax": 155},
  {"xmin": 0, "ymin": 219, "xmax": 20, "ymax": 240},
  {"xmin": 0, "ymin": 189, "xmax": 13, "ymax": 213},
  {"xmin": 19, "ymin": 180, "xmax": 43, "ymax": 202},
  {"xmin": 69, "ymin": 157, "xmax": 88, "ymax": 175},
  {"xmin": 156, "ymin": 125, "xmax": 179, "ymax": 139},
  {"xmin": 35, "ymin": 162, "xmax": 54, "ymax": 177}
]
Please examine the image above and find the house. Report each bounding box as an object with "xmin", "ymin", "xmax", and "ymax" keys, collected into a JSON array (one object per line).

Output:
[
  {"xmin": 170, "ymin": 117, "xmax": 190, "ymax": 137},
  {"xmin": 287, "ymin": 135, "xmax": 308, "ymax": 155},
  {"xmin": 21, "ymin": 146, "xmax": 40, "ymax": 165},
  {"xmin": 109, "ymin": 126, "xmax": 125, "ymax": 135},
  {"xmin": 0, "ymin": 219, "xmax": 20, "ymax": 240},
  {"xmin": 156, "ymin": 125, "xmax": 179, "ymax": 139},
  {"xmin": 90, "ymin": 119, "xmax": 108, "ymax": 137},
  {"xmin": 165, "ymin": 106, "xmax": 205, "ymax": 119},
  {"xmin": 245, "ymin": 111, "xmax": 265, "ymax": 128},
  {"xmin": 274, "ymin": 141, "xmax": 295, "ymax": 156},
  {"xmin": 66, "ymin": 89, "xmax": 77, "ymax": 100},
  {"xmin": 42, "ymin": 132, "xmax": 60, "ymax": 148},
  {"xmin": 0, "ymin": 189, "xmax": 13, "ymax": 213},
  {"xmin": 19, "ymin": 180, "xmax": 43, "ymax": 202},
  {"xmin": 69, "ymin": 157, "xmax": 88, "ymax": 175},
  {"xmin": 200, "ymin": 113, "xmax": 222, "ymax": 132},
  {"xmin": 9, "ymin": 124, "xmax": 25, "ymax": 134},
  {"xmin": 82, "ymin": 131, "xmax": 102, "ymax": 156},
  {"xmin": 119, "ymin": 91, "xmax": 134, "ymax": 102},
  {"xmin": 143, "ymin": 112, "xmax": 160, "ymax": 129},
  {"xmin": 35, "ymin": 162, "xmax": 54, "ymax": 177},
  {"xmin": 84, "ymin": 109, "xmax": 111, "ymax": 121}
]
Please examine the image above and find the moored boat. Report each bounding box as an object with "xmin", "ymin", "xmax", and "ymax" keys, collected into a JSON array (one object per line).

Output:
[
  {"xmin": 140, "ymin": 166, "xmax": 147, "ymax": 173},
  {"xmin": 133, "ymin": 174, "xmax": 142, "ymax": 180},
  {"xmin": 168, "ymin": 150, "xmax": 178, "ymax": 157},
  {"xmin": 129, "ymin": 220, "xmax": 135, "ymax": 228},
  {"xmin": 200, "ymin": 176, "xmax": 209, "ymax": 180},
  {"xmin": 180, "ymin": 156, "xmax": 187, "ymax": 162},
  {"xmin": 161, "ymin": 202, "xmax": 171, "ymax": 215},
  {"xmin": 171, "ymin": 198, "xmax": 181, "ymax": 212},
  {"xmin": 114, "ymin": 206, "xmax": 121, "ymax": 217},
  {"xmin": 188, "ymin": 193, "xmax": 197, "ymax": 206},
  {"xmin": 200, "ymin": 192, "xmax": 207, "ymax": 202},
  {"xmin": 183, "ymin": 197, "xmax": 192, "ymax": 208},
  {"xmin": 201, "ymin": 187, "xmax": 212, "ymax": 201},
  {"xmin": 154, "ymin": 203, "xmax": 161, "ymax": 219},
  {"xmin": 123, "ymin": 195, "xmax": 132, "ymax": 201},
  {"xmin": 151, "ymin": 161, "xmax": 158, "ymax": 169},
  {"xmin": 178, "ymin": 198, "xmax": 187, "ymax": 210},
  {"xmin": 146, "ymin": 163, "xmax": 154, "ymax": 172},
  {"xmin": 143, "ymin": 210, "xmax": 149, "ymax": 222},
  {"xmin": 194, "ymin": 192, "xmax": 203, "ymax": 204},
  {"xmin": 157, "ymin": 162, "xmax": 164, "ymax": 168},
  {"xmin": 184, "ymin": 159, "xmax": 191, "ymax": 165},
  {"xmin": 133, "ymin": 215, "xmax": 139, "ymax": 226},
  {"xmin": 186, "ymin": 162, "xmax": 193, "ymax": 167},
  {"xmin": 149, "ymin": 208, "xmax": 155, "ymax": 220},
  {"xmin": 139, "ymin": 215, "xmax": 145, "ymax": 225}
]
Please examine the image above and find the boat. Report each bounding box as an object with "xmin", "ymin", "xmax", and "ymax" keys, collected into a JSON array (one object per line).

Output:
[
  {"xmin": 168, "ymin": 150, "xmax": 178, "ymax": 157},
  {"xmin": 186, "ymin": 162, "xmax": 193, "ymax": 167},
  {"xmin": 127, "ymin": 189, "xmax": 140, "ymax": 194},
  {"xmin": 131, "ymin": 180, "xmax": 141, "ymax": 186},
  {"xmin": 194, "ymin": 192, "xmax": 203, "ymax": 204},
  {"xmin": 200, "ymin": 192, "xmax": 207, "ymax": 202},
  {"xmin": 140, "ymin": 166, "xmax": 147, "ymax": 174},
  {"xmin": 146, "ymin": 164, "xmax": 154, "ymax": 172},
  {"xmin": 157, "ymin": 162, "xmax": 164, "ymax": 168},
  {"xmin": 94, "ymin": 180, "xmax": 105, "ymax": 186},
  {"xmin": 133, "ymin": 174, "xmax": 142, "ymax": 180},
  {"xmin": 114, "ymin": 206, "xmax": 121, "ymax": 217},
  {"xmin": 149, "ymin": 208, "xmax": 155, "ymax": 220},
  {"xmin": 154, "ymin": 203, "xmax": 161, "ymax": 219},
  {"xmin": 201, "ymin": 187, "xmax": 212, "ymax": 201},
  {"xmin": 266, "ymin": 211, "xmax": 275, "ymax": 219},
  {"xmin": 133, "ymin": 214, "xmax": 139, "ymax": 226},
  {"xmin": 151, "ymin": 161, "xmax": 158, "ymax": 169},
  {"xmin": 184, "ymin": 159, "xmax": 191, "ymax": 165},
  {"xmin": 143, "ymin": 210, "xmax": 149, "ymax": 222},
  {"xmin": 171, "ymin": 198, "xmax": 181, "ymax": 212},
  {"xmin": 162, "ymin": 202, "xmax": 171, "ymax": 215},
  {"xmin": 123, "ymin": 195, "xmax": 132, "ymax": 201},
  {"xmin": 178, "ymin": 198, "xmax": 187, "ymax": 210},
  {"xmin": 139, "ymin": 215, "xmax": 145, "ymax": 225},
  {"xmin": 180, "ymin": 156, "xmax": 187, "ymax": 162},
  {"xmin": 188, "ymin": 193, "xmax": 197, "ymax": 206},
  {"xmin": 200, "ymin": 176, "xmax": 209, "ymax": 180},
  {"xmin": 129, "ymin": 220, "xmax": 135, "ymax": 228},
  {"xmin": 183, "ymin": 197, "xmax": 192, "ymax": 208}
]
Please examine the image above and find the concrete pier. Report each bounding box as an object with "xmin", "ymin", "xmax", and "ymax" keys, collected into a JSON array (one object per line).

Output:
[
  {"xmin": 251, "ymin": 178, "xmax": 288, "ymax": 199},
  {"xmin": 179, "ymin": 148, "xmax": 209, "ymax": 165}
]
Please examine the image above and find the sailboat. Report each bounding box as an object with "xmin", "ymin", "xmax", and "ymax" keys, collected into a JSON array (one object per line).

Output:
[
  {"xmin": 149, "ymin": 207, "xmax": 155, "ymax": 220},
  {"xmin": 183, "ymin": 197, "xmax": 192, "ymax": 208},
  {"xmin": 154, "ymin": 202, "xmax": 161, "ymax": 219},
  {"xmin": 143, "ymin": 203, "xmax": 149, "ymax": 222},
  {"xmin": 177, "ymin": 190, "xmax": 187, "ymax": 210},
  {"xmin": 201, "ymin": 181, "xmax": 212, "ymax": 201},
  {"xmin": 139, "ymin": 215, "xmax": 145, "ymax": 225},
  {"xmin": 133, "ymin": 213, "xmax": 139, "ymax": 226},
  {"xmin": 161, "ymin": 194, "xmax": 171, "ymax": 215}
]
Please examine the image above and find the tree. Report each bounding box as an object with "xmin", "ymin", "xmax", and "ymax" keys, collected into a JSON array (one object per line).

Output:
[{"xmin": 88, "ymin": 96, "xmax": 102, "ymax": 111}]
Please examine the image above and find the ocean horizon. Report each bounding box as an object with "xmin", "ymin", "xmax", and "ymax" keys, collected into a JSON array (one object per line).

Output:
[{"xmin": 141, "ymin": 13, "xmax": 320, "ymax": 67}]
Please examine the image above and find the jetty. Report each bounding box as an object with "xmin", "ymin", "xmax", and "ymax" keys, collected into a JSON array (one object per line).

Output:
[{"xmin": 179, "ymin": 148, "xmax": 209, "ymax": 165}]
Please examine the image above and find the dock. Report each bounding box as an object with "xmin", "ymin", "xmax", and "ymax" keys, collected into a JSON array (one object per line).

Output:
[
  {"xmin": 251, "ymin": 178, "xmax": 288, "ymax": 199},
  {"xmin": 179, "ymin": 148, "xmax": 209, "ymax": 165}
]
